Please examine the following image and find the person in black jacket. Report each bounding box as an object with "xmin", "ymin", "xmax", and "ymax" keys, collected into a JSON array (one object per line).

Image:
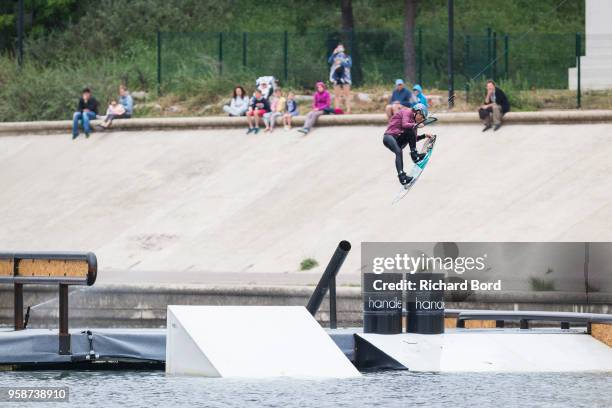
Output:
[
  {"xmin": 246, "ymin": 89, "xmax": 270, "ymax": 134},
  {"xmin": 479, "ymin": 80, "xmax": 510, "ymax": 131},
  {"xmin": 72, "ymin": 88, "xmax": 99, "ymax": 139}
]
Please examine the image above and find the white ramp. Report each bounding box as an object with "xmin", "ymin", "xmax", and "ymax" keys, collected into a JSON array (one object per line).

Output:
[
  {"xmin": 166, "ymin": 305, "xmax": 360, "ymax": 378},
  {"xmin": 357, "ymin": 330, "xmax": 612, "ymax": 372}
]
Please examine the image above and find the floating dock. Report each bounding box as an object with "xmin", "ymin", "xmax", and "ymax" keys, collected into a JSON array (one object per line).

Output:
[{"xmin": 1, "ymin": 324, "xmax": 611, "ymax": 374}]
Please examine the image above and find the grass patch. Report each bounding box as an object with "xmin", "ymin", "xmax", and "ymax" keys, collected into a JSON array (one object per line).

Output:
[
  {"xmin": 300, "ymin": 258, "xmax": 319, "ymax": 271},
  {"xmin": 529, "ymin": 277, "xmax": 556, "ymax": 291}
]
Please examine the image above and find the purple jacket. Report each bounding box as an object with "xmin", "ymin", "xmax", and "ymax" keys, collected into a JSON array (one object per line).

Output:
[
  {"xmin": 312, "ymin": 90, "xmax": 331, "ymax": 111},
  {"xmin": 385, "ymin": 109, "xmax": 417, "ymax": 137}
]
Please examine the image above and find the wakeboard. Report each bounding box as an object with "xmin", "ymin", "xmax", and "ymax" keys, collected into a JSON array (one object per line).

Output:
[{"xmin": 392, "ymin": 134, "xmax": 437, "ymax": 204}]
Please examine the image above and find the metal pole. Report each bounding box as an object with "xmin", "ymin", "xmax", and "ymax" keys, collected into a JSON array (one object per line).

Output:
[
  {"xmin": 464, "ymin": 35, "xmax": 470, "ymax": 76},
  {"xmin": 584, "ymin": 242, "xmax": 590, "ymax": 304},
  {"xmin": 17, "ymin": 0, "xmax": 24, "ymax": 67},
  {"xmin": 486, "ymin": 27, "xmax": 492, "ymax": 78},
  {"xmin": 283, "ymin": 31, "xmax": 288, "ymax": 82},
  {"xmin": 576, "ymin": 33, "xmax": 581, "ymax": 109},
  {"xmin": 14, "ymin": 283, "xmax": 24, "ymax": 330},
  {"xmin": 156, "ymin": 31, "xmax": 162, "ymax": 96},
  {"xmin": 465, "ymin": 82, "xmax": 470, "ymax": 104},
  {"xmin": 58, "ymin": 284, "xmax": 70, "ymax": 354},
  {"xmin": 306, "ymin": 241, "xmax": 351, "ymax": 317},
  {"xmin": 504, "ymin": 34, "xmax": 509, "ymax": 79},
  {"xmin": 329, "ymin": 276, "xmax": 337, "ymax": 329},
  {"xmin": 242, "ymin": 32, "xmax": 247, "ymax": 67},
  {"xmin": 418, "ymin": 27, "xmax": 423, "ymax": 85},
  {"xmin": 218, "ymin": 32, "xmax": 223, "ymax": 75},
  {"xmin": 447, "ymin": 0, "xmax": 454, "ymax": 108},
  {"xmin": 492, "ymin": 32, "xmax": 497, "ymax": 82}
]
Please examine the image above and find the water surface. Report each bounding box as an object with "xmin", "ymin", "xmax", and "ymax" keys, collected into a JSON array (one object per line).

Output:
[{"xmin": 0, "ymin": 370, "xmax": 610, "ymax": 407}]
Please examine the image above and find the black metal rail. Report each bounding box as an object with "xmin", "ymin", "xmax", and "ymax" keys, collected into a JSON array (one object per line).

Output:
[
  {"xmin": 306, "ymin": 241, "xmax": 351, "ymax": 329},
  {"xmin": 0, "ymin": 252, "xmax": 97, "ymax": 354}
]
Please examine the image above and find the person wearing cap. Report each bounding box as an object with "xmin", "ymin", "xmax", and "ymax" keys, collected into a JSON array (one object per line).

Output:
[
  {"xmin": 385, "ymin": 79, "xmax": 413, "ymax": 119},
  {"xmin": 382, "ymin": 103, "xmax": 433, "ymax": 186},
  {"xmin": 412, "ymin": 84, "xmax": 428, "ymax": 107}
]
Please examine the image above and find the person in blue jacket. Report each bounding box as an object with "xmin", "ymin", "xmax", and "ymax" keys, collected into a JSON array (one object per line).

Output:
[
  {"xmin": 412, "ymin": 84, "xmax": 428, "ymax": 107},
  {"xmin": 385, "ymin": 79, "xmax": 413, "ymax": 119},
  {"xmin": 328, "ymin": 43, "xmax": 353, "ymax": 113},
  {"xmin": 97, "ymin": 84, "xmax": 134, "ymax": 131}
]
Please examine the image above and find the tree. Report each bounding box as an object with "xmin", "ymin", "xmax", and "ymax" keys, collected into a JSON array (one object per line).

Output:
[
  {"xmin": 403, "ymin": 0, "xmax": 418, "ymax": 83},
  {"xmin": 339, "ymin": 0, "xmax": 362, "ymax": 85}
]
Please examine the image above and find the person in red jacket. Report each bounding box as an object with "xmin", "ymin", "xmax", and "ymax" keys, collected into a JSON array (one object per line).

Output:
[{"xmin": 382, "ymin": 103, "xmax": 432, "ymax": 185}]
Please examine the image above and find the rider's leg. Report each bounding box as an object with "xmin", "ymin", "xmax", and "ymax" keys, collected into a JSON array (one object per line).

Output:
[
  {"xmin": 383, "ymin": 134, "xmax": 413, "ymax": 185},
  {"xmin": 383, "ymin": 134, "xmax": 404, "ymax": 175}
]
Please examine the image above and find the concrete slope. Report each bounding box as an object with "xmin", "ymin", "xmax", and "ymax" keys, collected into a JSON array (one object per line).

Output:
[{"xmin": 1, "ymin": 123, "xmax": 611, "ymax": 279}]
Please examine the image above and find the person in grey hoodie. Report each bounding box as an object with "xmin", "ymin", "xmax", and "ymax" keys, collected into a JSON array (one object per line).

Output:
[{"xmin": 223, "ymin": 86, "xmax": 250, "ymax": 116}]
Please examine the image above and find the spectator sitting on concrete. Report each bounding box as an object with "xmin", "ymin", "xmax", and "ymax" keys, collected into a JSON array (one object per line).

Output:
[
  {"xmin": 72, "ymin": 88, "xmax": 98, "ymax": 140},
  {"xmin": 298, "ymin": 81, "xmax": 331, "ymax": 135},
  {"xmin": 222, "ymin": 86, "xmax": 249, "ymax": 116},
  {"xmin": 283, "ymin": 92, "xmax": 299, "ymax": 130},
  {"xmin": 263, "ymin": 88, "xmax": 286, "ymax": 133},
  {"xmin": 479, "ymin": 79, "xmax": 510, "ymax": 131},
  {"xmin": 385, "ymin": 79, "xmax": 412, "ymax": 119},
  {"xmin": 328, "ymin": 43, "xmax": 352, "ymax": 114},
  {"xmin": 412, "ymin": 84, "xmax": 428, "ymax": 107},
  {"xmin": 97, "ymin": 84, "xmax": 133, "ymax": 131},
  {"xmin": 246, "ymin": 89, "xmax": 270, "ymax": 134}
]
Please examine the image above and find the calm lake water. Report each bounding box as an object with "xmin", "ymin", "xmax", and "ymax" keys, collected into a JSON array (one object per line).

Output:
[{"xmin": 0, "ymin": 370, "xmax": 610, "ymax": 407}]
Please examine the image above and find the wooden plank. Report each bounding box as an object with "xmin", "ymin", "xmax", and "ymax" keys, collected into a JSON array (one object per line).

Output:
[
  {"xmin": 591, "ymin": 323, "xmax": 612, "ymax": 347},
  {"xmin": 0, "ymin": 258, "xmax": 13, "ymax": 276},
  {"xmin": 16, "ymin": 259, "xmax": 88, "ymax": 278}
]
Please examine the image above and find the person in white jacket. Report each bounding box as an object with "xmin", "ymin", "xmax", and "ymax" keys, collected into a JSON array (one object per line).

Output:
[{"xmin": 223, "ymin": 86, "xmax": 250, "ymax": 116}]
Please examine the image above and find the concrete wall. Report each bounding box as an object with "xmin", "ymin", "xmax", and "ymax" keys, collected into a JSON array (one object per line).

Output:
[{"xmin": 1, "ymin": 284, "xmax": 609, "ymax": 329}]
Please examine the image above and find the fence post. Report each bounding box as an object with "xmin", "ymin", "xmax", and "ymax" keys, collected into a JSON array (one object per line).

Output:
[
  {"xmin": 418, "ymin": 27, "xmax": 423, "ymax": 85},
  {"xmin": 17, "ymin": 0, "xmax": 24, "ymax": 67},
  {"xmin": 156, "ymin": 31, "xmax": 162, "ymax": 96},
  {"xmin": 283, "ymin": 31, "xmax": 288, "ymax": 82},
  {"xmin": 504, "ymin": 34, "xmax": 509, "ymax": 79},
  {"xmin": 486, "ymin": 27, "xmax": 492, "ymax": 79},
  {"xmin": 448, "ymin": 0, "xmax": 454, "ymax": 108},
  {"xmin": 243, "ymin": 32, "xmax": 247, "ymax": 67},
  {"xmin": 218, "ymin": 32, "xmax": 224, "ymax": 75},
  {"xmin": 492, "ymin": 31, "xmax": 497, "ymax": 81},
  {"xmin": 464, "ymin": 35, "xmax": 470, "ymax": 77},
  {"xmin": 576, "ymin": 32, "xmax": 581, "ymax": 109},
  {"xmin": 465, "ymin": 82, "xmax": 470, "ymax": 105}
]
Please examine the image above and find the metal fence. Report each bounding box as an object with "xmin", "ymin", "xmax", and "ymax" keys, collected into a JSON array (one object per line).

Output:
[{"xmin": 157, "ymin": 29, "xmax": 581, "ymax": 89}]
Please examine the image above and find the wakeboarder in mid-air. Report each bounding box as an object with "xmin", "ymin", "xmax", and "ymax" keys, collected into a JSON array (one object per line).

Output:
[{"xmin": 382, "ymin": 102, "xmax": 433, "ymax": 186}]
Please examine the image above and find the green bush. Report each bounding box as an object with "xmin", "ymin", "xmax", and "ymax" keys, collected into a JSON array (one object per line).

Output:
[
  {"xmin": 0, "ymin": 45, "xmax": 156, "ymax": 122},
  {"xmin": 300, "ymin": 258, "xmax": 319, "ymax": 271}
]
